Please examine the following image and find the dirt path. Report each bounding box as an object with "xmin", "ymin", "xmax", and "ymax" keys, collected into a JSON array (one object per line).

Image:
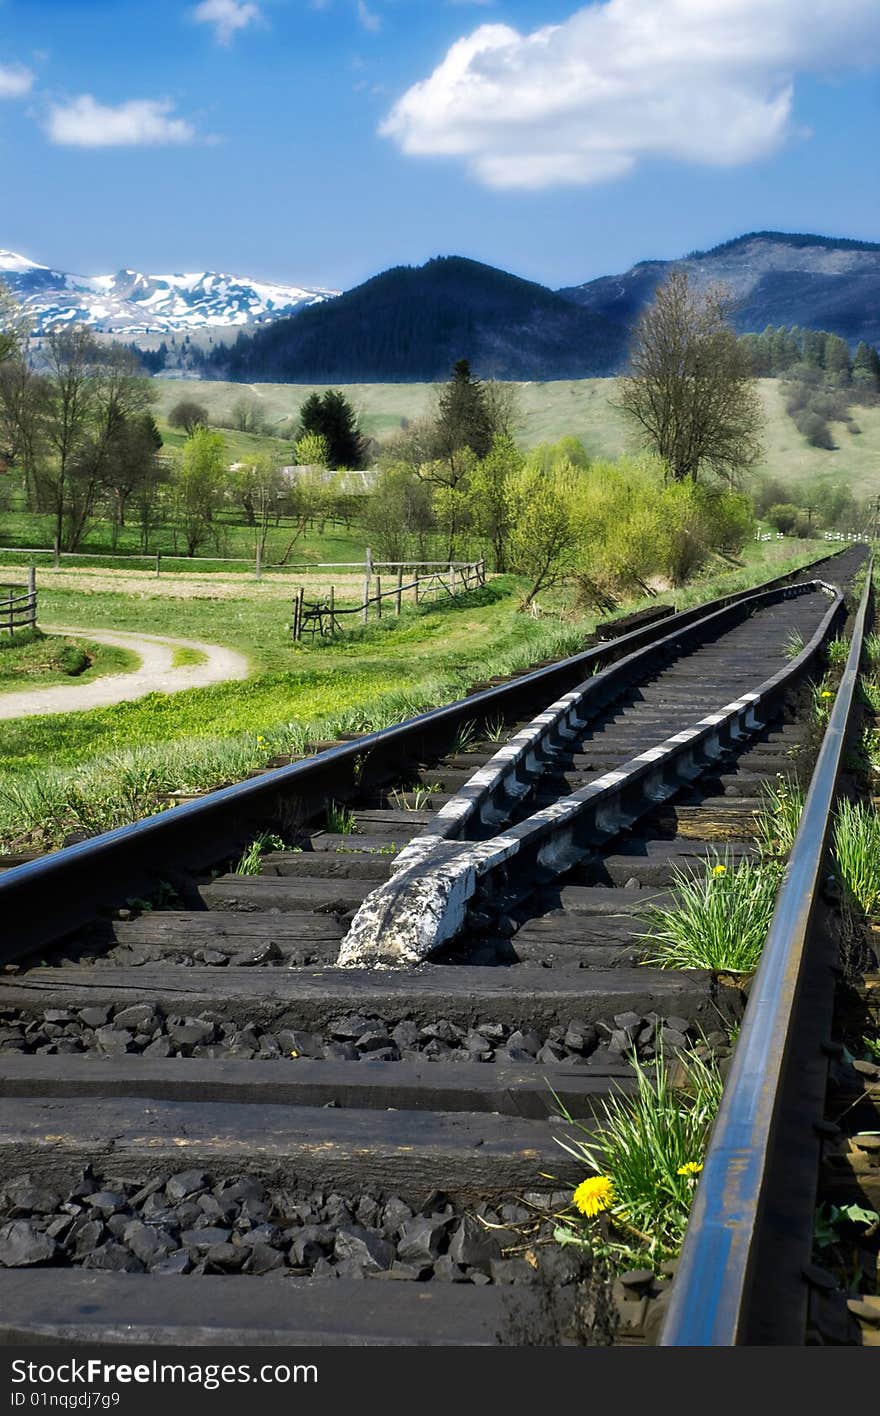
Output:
[{"xmin": 0, "ymin": 627, "xmax": 250, "ymax": 720}]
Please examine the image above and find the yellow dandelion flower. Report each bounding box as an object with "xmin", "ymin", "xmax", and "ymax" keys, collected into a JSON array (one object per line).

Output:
[
  {"xmin": 573, "ymin": 1176, "xmax": 614, "ymax": 1217},
  {"xmin": 821, "ymin": 691, "xmax": 833, "ymax": 699},
  {"xmin": 711, "ymin": 864, "xmax": 727, "ymax": 877},
  {"xmin": 677, "ymin": 1161, "xmax": 703, "ymax": 1176},
  {"xmin": 257, "ymin": 735, "xmax": 266, "ymax": 743}
]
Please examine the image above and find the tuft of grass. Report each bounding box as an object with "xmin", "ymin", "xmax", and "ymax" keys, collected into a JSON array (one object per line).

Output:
[
  {"xmin": 639, "ymin": 851, "xmax": 780, "ymax": 972},
  {"xmin": 864, "ymin": 632, "xmax": 880, "ymax": 668},
  {"xmin": 326, "ymin": 801, "xmax": 357, "ymax": 834},
  {"xmin": 810, "ymin": 676, "xmax": 837, "ymax": 725},
  {"xmin": 859, "ymin": 674, "xmax": 880, "ymax": 715},
  {"xmin": 449, "ymin": 720, "xmax": 480, "ymax": 755},
  {"xmin": 234, "ymin": 831, "xmax": 286, "ymax": 875},
  {"xmin": 390, "ymin": 782, "xmax": 441, "ymax": 810},
  {"xmin": 784, "ymin": 629, "xmax": 805, "ymax": 661},
  {"xmin": 483, "ymin": 714, "xmax": 507, "ymax": 742},
  {"xmin": 754, "ymin": 774, "xmax": 805, "ymax": 860},
  {"xmin": 833, "ymin": 799, "xmax": 880, "ymax": 916},
  {"xmin": 826, "ymin": 636, "xmax": 850, "ymax": 667},
  {"xmin": 553, "ymin": 1045, "xmax": 723, "ymax": 1264}
]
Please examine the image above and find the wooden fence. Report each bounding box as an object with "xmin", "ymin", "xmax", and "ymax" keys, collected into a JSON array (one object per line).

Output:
[
  {"xmin": 1, "ymin": 568, "xmax": 37, "ymax": 639},
  {"xmin": 292, "ymin": 559, "xmax": 486, "ymax": 641}
]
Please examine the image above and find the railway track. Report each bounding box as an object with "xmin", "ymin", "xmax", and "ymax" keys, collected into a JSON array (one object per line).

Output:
[{"xmin": 0, "ymin": 543, "xmax": 873, "ymax": 1347}]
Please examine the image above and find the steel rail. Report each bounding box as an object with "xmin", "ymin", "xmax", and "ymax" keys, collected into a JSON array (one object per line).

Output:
[
  {"xmin": 0, "ymin": 548, "xmax": 854, "ymax": 958},
  {"xmin": 660, "ymin": 559, "xmax": 873, "ymax": 1347}
]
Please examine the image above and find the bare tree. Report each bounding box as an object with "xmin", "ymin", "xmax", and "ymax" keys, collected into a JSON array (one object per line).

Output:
[
  {"xmin": 616, "ymin": 270, "xmax": 763, "ymax": 484},
  {"xmin": 41, "ymin": 325, "xmax": 102, "ymax": 552}
]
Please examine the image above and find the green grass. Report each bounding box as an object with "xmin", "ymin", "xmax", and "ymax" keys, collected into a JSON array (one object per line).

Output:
[
  {"xmin": 170, "ymin": 646, "xmax": 207, "ymax": 669},
  {"xmin": 639, "ymin": 853, "xmax": 780, "ymax": 973},
  {"xmin": 234, "ymin": 831, "xmax": 286, "ymax": 875},
  {"xmin": 785, "ymin": 629, "xmax": 806, "ymax": 660},
  {"xmin": 754, "ymin": 775, "xmax": 805, "ymax": 860},
  {"xmin": 0, "ymin": 511, "xmax": 366, "ymax": 570},
  {"xmin": 552, "ymin": 1046, "xmax": 724, "ymax": 1265},
  {"xmin": 0, "ymin": 632, "xmax": 138, "ymax": 691},
  {"xmin": 833, "ymin": 799, "xmax": 880, "ymax": 916}
]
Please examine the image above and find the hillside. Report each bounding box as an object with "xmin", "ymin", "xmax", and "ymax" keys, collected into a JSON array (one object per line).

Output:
[
  {"xmin": 155, "ymin": 375, "xmax": 880, "ymax": 500},
  {"xmin": 205, "ymin": 256, "xmax": 627, "ymax": 383},
  {"xmin": 558, "ymin": 231, "xmax": 880, "ymax": 347}
]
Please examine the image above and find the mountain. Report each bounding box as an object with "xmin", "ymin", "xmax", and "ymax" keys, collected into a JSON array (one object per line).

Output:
[
  {"xmin": 558, "ymin": 232, "xmax": 880, "ymax": 349},
  {"xmin": 207, "ymin": 256, "xmax": 627, "ymax": 382},
  {"xmin": 0, "ymin": 249, "xmax": 337, "ymax": 336}
]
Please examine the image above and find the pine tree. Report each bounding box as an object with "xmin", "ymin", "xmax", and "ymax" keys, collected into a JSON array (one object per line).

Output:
[
  {"xmin": 295, "ymin": 390, "xmax": 368, "ymax": 468},
  {"xmin": 853, "ymin": 341, "xmax": 880, "ymax": 390},
  {"xmin": 435, "ymin": 359, "xmax": 495, "ymax": 459}
]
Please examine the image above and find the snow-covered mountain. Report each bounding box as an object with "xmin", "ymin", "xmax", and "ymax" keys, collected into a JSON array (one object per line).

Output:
[{"xmin": 0, "ymin": 249, "xmax": 338, "ymax": 336}]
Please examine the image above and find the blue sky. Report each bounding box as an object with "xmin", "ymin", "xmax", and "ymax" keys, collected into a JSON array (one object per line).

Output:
[{"xmin": 0, "ymin": 0, "xmax": 878, "ymax": 291}]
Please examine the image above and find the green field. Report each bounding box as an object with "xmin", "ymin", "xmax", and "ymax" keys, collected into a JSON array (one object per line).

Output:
[{"xmin": 154, "ymin": 376, "xmax": 880, "ymax": 500}]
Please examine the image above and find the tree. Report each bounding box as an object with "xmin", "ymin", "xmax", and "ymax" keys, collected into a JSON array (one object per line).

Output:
[
  {"xmin": 234, "ymin": 455, "xmax": 285, "ymax": 560},
  {"xmin": 853, "ymin": 341, "xmax": 880, "ymax": 392},
  {"xmin": 506, "ymin": 457, "xmax": 582, "ymax": 607},
  {"xmin": 175, "ymin": 426, "xmax": 227, "ymax": 555},
  {"xmin": 293, "ymin": 431, "xmax": 329, "ymax": 467},
  {"xmin": 435, "ymin": 359, "xmax": 494, "ymax": 460},
  {"xmin": 296, "ymin": 389, "xmax": 368, "ymax": 469},
  {"xmin": 230, "ymin": 394, "xmax": 268, "ymax": 435},
  {"xmin": 364, "ymin": 464, "xmax": 435, "ymax": 561},
  {"xmin": 767, "ymin": 502, "xmax": 800, "ymax": 534},
  {"xmin": 468, "ymin": 433, "xmax": 523, "ymax": 572},
  {"xmin": 617, "ymin": 270, "xmax": 763, "ymax": 484},
  {"xmin": 40, "ymin": 325, "xmax": 103, "ymax": 552},
  {"xmin": 0, "ymin": 281, "xmax": 26, "ymax": 368},
  {"xmin": 168, "ymin": 397, "xmax": 209, "ymax": 432},
  {"xmin": 64, "ymin": 346, "xmax": 157, "ymax": 550}
]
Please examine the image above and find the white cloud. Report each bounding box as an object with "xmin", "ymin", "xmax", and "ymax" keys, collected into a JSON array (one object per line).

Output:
[
  {"xmin": 46, "ymin": 95, "xmax": 197, "ymax": 147},
  {"xmin": 381, "ymin": 0, "xmax": 880, "ymax": 189},
  {"xmin": 0, "ymin": 63, "xmax": 34, "ymax": 99},
  {"xmin": 192, "ymin": 0, "xmax": 261, "ymax": 45},
  {"xmin": 357, "ymin": 1, "xmax": 381, "ymax": 33}
]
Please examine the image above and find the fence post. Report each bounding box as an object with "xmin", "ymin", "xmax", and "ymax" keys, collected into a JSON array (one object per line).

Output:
[
  {"xmin": 363, "ymin": 547, "xmax": 372, "ymax": 625},
  {"xmin": 27, "ymin": 566, "xmax": 36, "ymax": 629},
  {"xmin": 329, "ymin": 584, "xmax": 336, "ymax": 633},
  {"xmin": 396, "ymin": 568, "xmax": 403, "ymax": 616},
  {"xmin": 255, "ymin": 541, "xmax": 262, "ymax": 582},
  {"xmin": 414, "ymin": 573, "xmax": 420, "ymax": 605},
  {"xmin": 6, "ymin": 588, "xmax": 12, "ymax": 640},
  {"xmin": 53, "ymin": 534, "xmax": 60, "ymax": 570},
  {"xmin": 156, "ymin": 552, "xmax": 161, "ymax": 578},
  {"xmin": 376, "ymin": 574, "xmax": 382, "ymax": 619}
]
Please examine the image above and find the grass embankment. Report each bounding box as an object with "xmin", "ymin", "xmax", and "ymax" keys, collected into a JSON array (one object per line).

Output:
[
  {"xmin": 0, "ymin": 540, "xmax": 837, "ymax": 850},
  {"xmin": 0, "ymin": 631, "xmax": 138, "ymax": 692}
]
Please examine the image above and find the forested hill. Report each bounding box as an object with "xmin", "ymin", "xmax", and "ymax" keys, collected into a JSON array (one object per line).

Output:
[
  {"xmin": 203, "ymin": 256, "xmax": 627, "ymax": 383},
  {"xmin": 559, "ymin": 231, "xmax": 880, "ymax": 347}
]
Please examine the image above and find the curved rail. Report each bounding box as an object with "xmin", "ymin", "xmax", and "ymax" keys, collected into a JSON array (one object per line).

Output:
[{"xmin": 660, "ymin": 559, "xmax": 873, "ymax": 1346}]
